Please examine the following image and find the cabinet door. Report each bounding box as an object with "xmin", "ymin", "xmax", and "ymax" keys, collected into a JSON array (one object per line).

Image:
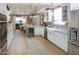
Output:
[
  {"xmin": 68, "ymin": 42, "xmax": 79, "ymax": 55},
  {"xmin": 35, "ymin": 28, "xmax": 39, "ymax": 35},
  {"xmin": 47, "ymin": 30, "xmax": 54, "ymax": 42},
  {"xmin": 49, "ymin": 31, "xmax": 54, "ymax": 43},
  {"xmin": 54, "ymin": 32, "xmax": 68, "ymax": 52},
  {"xmin": 69, "ymin": 11, "xmax": 79, "ymax": 28},
  {"xmin": 51, "ymin": 31, "xmax": 55, "ymax": 43},
  {"xmin": 70, "ymin": 3, "xmax": 79, "ymax": 11},
  {"xmin": 47, "ymin": 31, "xmax": 52, "ymax": 41},
  {"xmin": 62, "ymin": 6, "xmax": 68, "ymax": 21},
  {"xmin": 60, "ymin": 33, "xmax": 68, "ymax": 52},
  {"xmin": 53, "ymin": 31, "xmax": 58, "ymax": 45},
  {"xmin": 40, "ymin": 28, "xmax": 44, "ymax": 37}
]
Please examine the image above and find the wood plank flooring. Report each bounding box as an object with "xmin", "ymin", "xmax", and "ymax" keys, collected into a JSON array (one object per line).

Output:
[{"xmin": 8, "ymin": 30, "xmax": 66, "ymax": 55}]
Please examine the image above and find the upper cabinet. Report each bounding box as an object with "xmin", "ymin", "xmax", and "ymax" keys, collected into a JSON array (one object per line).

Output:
[
  {"xmin": 53, "ymin": 4, "xmax": 70, "ymax": 25},
  {"xmin": 69, "ymin": 4, "xmax": 79, "ymax": 28},
  {"xmin": 70, "ymin": 3, "xmax": 79, "ymax": 11},
  {"xmin": 69, "ymin": 10, "xmax": 79, "ymax": 28},
  {"xmin": 62, "ymin": 6, "xmax": 68, "ymax": 21},
  {"xmin": 44, "ymin": 10, "xmax": 53, "ymax": 22}
]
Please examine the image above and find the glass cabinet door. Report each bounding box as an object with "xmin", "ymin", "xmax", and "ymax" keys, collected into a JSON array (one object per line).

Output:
[{"xmin": 62, "ymin": 6, "xmax": 68, "ymax": 21}]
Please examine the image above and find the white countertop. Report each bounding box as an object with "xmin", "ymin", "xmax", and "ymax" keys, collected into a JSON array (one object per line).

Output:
[
  {"xmin": 47, "ymin": 28, "xmax": 68, "ymax": 34},
  {"xmin": 26, "ymin": 25, "xmax": 68, "ymax": 34},
  {"xmin": 26, "ymin": 25, "xmax": 47, "ymax": 28}
]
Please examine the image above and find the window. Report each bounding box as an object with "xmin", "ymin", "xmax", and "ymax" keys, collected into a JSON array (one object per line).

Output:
[
  {"xmin": 54, "ymin": 7, "xmax": 65, "ymax": 25},
  {"xmin": 15, "ymin": 17, "xmax": 26, "ymax": 24}
]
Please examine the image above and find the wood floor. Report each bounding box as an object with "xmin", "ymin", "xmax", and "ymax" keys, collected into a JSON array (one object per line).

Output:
[{"xmin": 8, "ymin": 30, "xmax": 66, "ymax": 55}]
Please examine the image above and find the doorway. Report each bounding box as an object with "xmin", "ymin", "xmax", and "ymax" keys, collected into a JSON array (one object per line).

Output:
[{"xmin": 15, "ymin": 17, "xmax": 26, "ymax": 31}]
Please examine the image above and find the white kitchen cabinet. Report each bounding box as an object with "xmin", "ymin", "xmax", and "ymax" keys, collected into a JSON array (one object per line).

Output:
[
  {"xmin": 47, "ymin": 28, "xmax": 68, "ymax": 52},
  {"xmin": 7, "ymin": 31, "xmax": 14, "ymax": 48},
  {"xmin": 47, "ymin": 30, "xmax": 53, "ymax": 42},
  {"xmin": 47, "ymin": 30, "xmax": 56, "ymax": 44},
  {"xmin": 69, "ymin": 10, "xmax": 79, "ymax": 28},
  {"xmin": 55, "ymin": 32, "xmax": 68, "ymax": 52},
  {"xmin": 70, "ymin": 3, "xmax": 79, "ymax": 11},
  {"xmin": 40, "ymin": 27, "xmax": 44, "ymax": 37},
  {"xmin": 35, "ymin": 27, "xmax": 40, "ymax": 35},
  {"xmin": 34, "ymin": 27, "xmax": 44, "ymax": 37}
]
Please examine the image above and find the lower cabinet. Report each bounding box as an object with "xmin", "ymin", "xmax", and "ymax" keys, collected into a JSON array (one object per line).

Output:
[
  {"xmin": 7, "ymin": 31, "xmax": 14, "ymax": 48},
  {"xmin": 68, "ymin": 42, "xmax": 79, "ymax": 55},
  {"xmin": 55, "ymin": 32, "xmax": 68, "ymax": 52},
  {"xmin": 47, "ymin": 29, "xmax": 68, "ymax": 52},
  {"xmin": 35, "ymin": 27, "xmax": 40, "ymax": 35},
  {"xmin": 34, "ymin": 27, "xmax": 44, "ymax": 37}
]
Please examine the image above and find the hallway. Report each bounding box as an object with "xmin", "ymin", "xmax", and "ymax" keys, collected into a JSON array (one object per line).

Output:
[{"xmin": 8, "ymin": 30, "xmax": 66, "ymax": 55}]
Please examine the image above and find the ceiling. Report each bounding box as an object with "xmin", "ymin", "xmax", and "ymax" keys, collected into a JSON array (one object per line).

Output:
[
  {"xmin": 8, "ymin": 3, "xmax": 64, "ymax": 15},
  {"xmin": 8, "ymin": 3, "xmax": 52, "ymax": 15}
]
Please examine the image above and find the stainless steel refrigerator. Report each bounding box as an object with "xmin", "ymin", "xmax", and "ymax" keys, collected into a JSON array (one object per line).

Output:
[{"xmin": 68, "ymin": 10, "xmax": 79, "ymax": 55}]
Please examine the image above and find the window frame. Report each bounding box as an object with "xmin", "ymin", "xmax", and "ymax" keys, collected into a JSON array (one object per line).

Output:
[{"xmin": 54, "ymin": 7, "xmax": 65, "ymax": 25}]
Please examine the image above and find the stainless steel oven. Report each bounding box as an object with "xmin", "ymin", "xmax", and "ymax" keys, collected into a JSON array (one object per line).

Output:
[{"xmin": 69, "ymin": 28, "xmax": 78, "ymax": 44}]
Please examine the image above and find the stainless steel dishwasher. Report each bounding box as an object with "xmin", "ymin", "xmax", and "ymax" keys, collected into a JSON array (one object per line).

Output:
[{"xmin": 44, "ymin": 28, "xmax": 47, "ymax": 39}]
